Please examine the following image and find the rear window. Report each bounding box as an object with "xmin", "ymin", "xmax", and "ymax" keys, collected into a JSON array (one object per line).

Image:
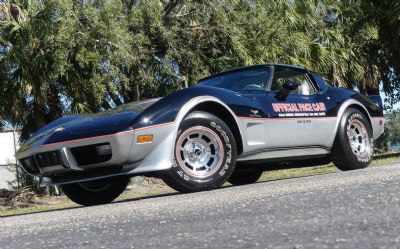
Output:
[{"xmin": 312, "ymin": 73, "xmax": 330, "ymax": 89}]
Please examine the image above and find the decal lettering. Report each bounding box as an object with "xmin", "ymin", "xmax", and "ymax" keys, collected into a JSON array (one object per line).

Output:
[
  {"xmin": 297, "ymin": 120, "xmax": 312, "ymax": 124},
  {"xmin": 272, "ymin": 102, "xmax": 327, "ymax": 117},
  {"xmin": 272, "ymin": 102, "xmax": 326, "ymax": 113}
]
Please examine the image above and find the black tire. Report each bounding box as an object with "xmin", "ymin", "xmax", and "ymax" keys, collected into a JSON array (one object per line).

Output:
[
  {"xmin": 162, "ymin": 111, "xmax": 237, "ymax": 193},
  {"xmin": 331, "ymin": 108, "xmax": 373, "ymax": 171},
  {"xmin": 228, "ymin": 169, "xmax": 263, "ymax": 185},
  {"xmin": 61, "ymin": 176, "xmax": 130, "ymax": 206}
]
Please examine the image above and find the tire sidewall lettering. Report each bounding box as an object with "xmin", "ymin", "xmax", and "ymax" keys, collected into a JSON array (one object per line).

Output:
[{"xmin": 172, "ymin": 118, "xmax": 234, "ymax": 183}]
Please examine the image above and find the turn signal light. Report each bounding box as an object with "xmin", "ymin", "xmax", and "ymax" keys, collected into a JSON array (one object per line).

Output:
[{"xmin": 137, "ymin": 134, "xmax": 153, "ymax": 143}]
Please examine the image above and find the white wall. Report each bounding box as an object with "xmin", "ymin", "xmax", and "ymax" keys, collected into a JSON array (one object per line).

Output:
[
  {"xmin": 0, "ymin": 167, "xmax": 16, "ymax": 189},
  {"xmin": 0, "ymin": 131, "xmax": 18, "ymax": 165},
  {"xmin": 0, "ymin": 131, "xmax": 19, "ymax": 189}
]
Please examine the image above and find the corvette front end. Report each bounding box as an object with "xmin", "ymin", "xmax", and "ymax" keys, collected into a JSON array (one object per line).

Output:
[
  {"xmin": 15, "ymin": 98, "xmax": 179, "ymax": 186},
  {"xmin": 18, "ymin": 128, "xmax": 136, "ymax": 177}
]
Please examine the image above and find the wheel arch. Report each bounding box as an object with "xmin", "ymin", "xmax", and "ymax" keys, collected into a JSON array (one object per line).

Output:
[
  {"xmin": 346, "ymin": 104, "xmax": 372, "ymax": 127},
  {"xmin": 333, "ymin": 100, "xmax": 373, "ymax": 142},
  {"xmin": 176, "ymin": 97, "xmax": 244, "ymax": 155}
]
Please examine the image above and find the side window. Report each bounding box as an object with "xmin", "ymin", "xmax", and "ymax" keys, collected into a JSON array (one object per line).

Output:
[{"xmin": 270, "ymin": 68, "xmax": 316, "ymax": 95}]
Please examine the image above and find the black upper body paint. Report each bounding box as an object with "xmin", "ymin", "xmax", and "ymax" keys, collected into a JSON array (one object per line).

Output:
[{"xmin": 24, "ymin": 64, "xmax": 383, "ymax": 146}]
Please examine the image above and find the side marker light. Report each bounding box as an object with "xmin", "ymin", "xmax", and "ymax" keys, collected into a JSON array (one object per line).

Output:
[{"xmin": 137, "ymin": 134, "xmax": 153, "ymax": 143}]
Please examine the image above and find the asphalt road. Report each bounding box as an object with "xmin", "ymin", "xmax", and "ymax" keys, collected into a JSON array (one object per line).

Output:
[{"xmin": 2, "ymin": 163, "xmax": 400, "ymax": 249}]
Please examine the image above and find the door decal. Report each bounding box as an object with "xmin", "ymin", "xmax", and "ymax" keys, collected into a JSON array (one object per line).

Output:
[{"xmin": 272, "ymin": 102, "xmax": 327, "ymax": 117}]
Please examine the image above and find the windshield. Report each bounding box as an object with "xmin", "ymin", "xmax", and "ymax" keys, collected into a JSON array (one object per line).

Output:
[{"xmin": 197, "ymin": 67, "xmax": 270, "ymax": 91}]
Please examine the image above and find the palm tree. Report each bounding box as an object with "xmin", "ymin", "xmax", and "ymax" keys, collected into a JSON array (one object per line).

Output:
[{"xmin": 2, "ymin": 0, "xmax": 400, "ymax": 140}]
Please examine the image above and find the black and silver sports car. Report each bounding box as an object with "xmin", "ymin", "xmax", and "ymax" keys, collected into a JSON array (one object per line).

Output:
[{"xmin": 16, "ymin": 64, "xmax": 384, "ymax": 205}]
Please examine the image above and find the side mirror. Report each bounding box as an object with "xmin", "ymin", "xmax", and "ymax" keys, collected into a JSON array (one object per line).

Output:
[
  {"xmin": 276, "ymin": 80, "xmax": 299, "ymax": 99},
  {"xmin": 283, "ymin": 80, "xmax": 299, "ymax": 91}
]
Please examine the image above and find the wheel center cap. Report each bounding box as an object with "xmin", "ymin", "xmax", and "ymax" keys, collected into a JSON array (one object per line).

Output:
[{"xmin": 185, "ymin": 142, "xmax": 205, "ymax": 162}]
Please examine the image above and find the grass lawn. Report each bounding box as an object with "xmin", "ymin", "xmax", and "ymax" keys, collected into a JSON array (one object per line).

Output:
[{"xmin": 1, "ymin": 154, "xmax": 400, "ymax": 217}]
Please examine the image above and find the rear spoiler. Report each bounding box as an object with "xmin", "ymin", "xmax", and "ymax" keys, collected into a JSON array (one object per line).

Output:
[{"xmin": 368, "ymin": 95, "xmax": 383, "ymax": 110}]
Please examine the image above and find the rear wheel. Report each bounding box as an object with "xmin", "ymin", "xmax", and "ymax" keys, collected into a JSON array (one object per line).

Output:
[
  {"xmin": 228, "ymin": 169, "xmax": 263, "ymax": 185},
  {"xmin": 162, "ymin": 111, "xmax": 237, "ymax": 193},
  {"xmin": 61, "ymin": 176, "xmax": 130, "ymax": 206},
  {"xmin": 331, "ymin": 108, "xmax": 373, "ymax": 171}
]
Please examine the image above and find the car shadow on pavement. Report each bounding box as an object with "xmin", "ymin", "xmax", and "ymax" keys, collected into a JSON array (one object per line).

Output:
[
  {"xmin": 221, "ymin": 170, "xmax": 339, "ymax": 190},
  {"xmin": 0, "ymin": 205, "xmax": 87, "ymax": 218},
  {"xmin": 114, "ymin": 192, "xmax": 179, "ymax": 204},
  {"xmin": 2, "ymin": 171, "xmax": 340, "ymax": 218}
]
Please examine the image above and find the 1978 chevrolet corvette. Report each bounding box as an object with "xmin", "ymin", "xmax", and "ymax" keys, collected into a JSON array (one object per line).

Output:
[{"xmin": 16, "ymin": 64, "xmax": 384, "ymax": 205}]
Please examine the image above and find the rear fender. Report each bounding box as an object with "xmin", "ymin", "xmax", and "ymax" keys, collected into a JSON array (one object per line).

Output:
[
  {"xmin": 368, "ymin": 95, "xmax": 383, "ymax": 110},
  {"xmin": 332, "ymin": 99, "xmax": 373, "ymax": 147}
]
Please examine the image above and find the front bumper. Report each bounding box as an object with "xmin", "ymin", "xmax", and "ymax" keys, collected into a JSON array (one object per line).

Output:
[
  {"xmin": 17, "ymin": 129, "xmax": 136, "ymax": 178},
  {"xmin": 17, "ymin": 122, "xmax": 177, "ymax": 186}
]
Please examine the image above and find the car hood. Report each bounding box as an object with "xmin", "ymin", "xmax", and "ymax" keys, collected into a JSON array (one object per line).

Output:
[{"xmin": 19, "ymin": 98, "xmax": 161, "ymax": 152}]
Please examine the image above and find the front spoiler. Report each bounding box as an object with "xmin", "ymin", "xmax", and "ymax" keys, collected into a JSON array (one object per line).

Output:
[{"xmin": 40, "ymin": 165, "xmax": 137, "ymax": 186}]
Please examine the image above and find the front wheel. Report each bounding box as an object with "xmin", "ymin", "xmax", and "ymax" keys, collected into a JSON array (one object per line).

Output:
[
  {"xmin": 331, "ymin": 108, "xmax": 373, "ymax": 171},
  {"xmin": 162, "ymin": 111, "xmax": 237, "ymax": 193},
  {"xmin": 61, "ymin": 176, "xmax": 130, "ymax": 206}
]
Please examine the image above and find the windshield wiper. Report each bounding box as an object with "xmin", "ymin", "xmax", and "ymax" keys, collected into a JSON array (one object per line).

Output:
[{"xmin": 235, "ymin": 89, "xmax": 265, "ymax": 92}]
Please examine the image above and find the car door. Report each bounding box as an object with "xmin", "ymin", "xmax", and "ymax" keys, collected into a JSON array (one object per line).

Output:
[{"xmin": 263, "ymin": 67, "xmax": 336, "ymax": 149}]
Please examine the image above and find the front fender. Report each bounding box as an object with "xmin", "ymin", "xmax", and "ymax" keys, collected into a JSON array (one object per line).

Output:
[
  {"xmin": 131, "ymin": 86, "xmax": 254, "ymax": 130},
  {"xmin": 128, "ymin": 87, "xmax": 246, "ymax": 173}
]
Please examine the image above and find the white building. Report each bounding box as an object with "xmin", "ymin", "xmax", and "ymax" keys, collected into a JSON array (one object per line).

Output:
[{"xmin": 0, "ymin": 130, "xmax": 19, "ymax": 189}]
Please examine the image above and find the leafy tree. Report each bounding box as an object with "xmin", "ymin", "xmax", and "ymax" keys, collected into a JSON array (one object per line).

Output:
[
  {"xmin": 0, "ymin": 0, "xmax": 400, "ymax": 141},
  {"xmin": 0, "ymin": 0, "xmax": 135, "ymax": 138},
  {"xmin": 386, "ymin": 111, "xmax": 400, "ymax": 146},
  {"xmin": 329, "ymin": 0, "xmax": 400, "ymax": 102}
]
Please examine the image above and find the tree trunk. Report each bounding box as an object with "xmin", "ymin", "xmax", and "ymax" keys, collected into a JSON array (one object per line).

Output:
[
  {"xmin": 361, "ymin": 64, "xmax": 380, "ymax": 95},
  {"xmin": 129, "ymin": 66, "xmax": 140, "ymax": 101},
  {"xmin": 46, "ymin": 84, "xmax": 63, "ymax": 123}
]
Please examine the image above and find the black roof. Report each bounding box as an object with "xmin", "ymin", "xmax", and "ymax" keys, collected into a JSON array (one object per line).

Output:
[{"xmin": 198, "ymin": 63, "xmax": 308, "ymax": 82}]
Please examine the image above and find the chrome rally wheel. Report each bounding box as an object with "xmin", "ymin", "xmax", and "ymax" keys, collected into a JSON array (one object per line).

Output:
[
  {"xmin": 347, "ymin": 118, "xmax": 372, "ymax": 161},
  {"xmin": 332, "ymin": 108, "xmax": 373, "ymax": 171},
  {"xmin": 163, "ymin": 111, "xmax": 237, "ymax": 193},
  {"xmin": 176, "ymin": 126, "xmax": 223, "ymax": 178}
]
